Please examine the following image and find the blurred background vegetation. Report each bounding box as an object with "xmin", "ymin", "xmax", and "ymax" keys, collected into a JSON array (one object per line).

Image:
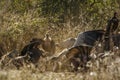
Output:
[
  {"xmin": 0, "ymin": 0, "xmax": 120, "ymax": 52},
  {"xmin": 0, "ymin": 1, "xmax": 120, "ymax": 80}
]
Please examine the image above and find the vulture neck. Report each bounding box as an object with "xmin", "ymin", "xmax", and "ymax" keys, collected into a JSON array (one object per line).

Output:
[{"xmin": 44, "ymin": 35, "xmax": 51, "ymax": 41}]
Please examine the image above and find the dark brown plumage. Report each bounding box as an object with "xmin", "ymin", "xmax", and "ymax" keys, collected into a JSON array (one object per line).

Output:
[{"xmin": 20, "ymin": 38, "xmax": 44, "ymax": 64}]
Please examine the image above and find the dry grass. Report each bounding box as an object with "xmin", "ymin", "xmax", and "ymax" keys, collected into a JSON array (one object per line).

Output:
[
  {"xmin": 0, "ymin": 9, "xmax": 120, "ymax": 80},
  {"xmin": 0, "ymin": 57, "xmax": 119, "ymax": 80},
  {"xmin": 0, "ymin": 49, "xmax": 120, "ymax": 80}
]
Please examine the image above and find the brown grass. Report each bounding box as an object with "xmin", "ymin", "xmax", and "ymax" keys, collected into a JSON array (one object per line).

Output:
[{"xmin": 0, "ymin": 9, "xmax": 120, "ymax": 80}]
